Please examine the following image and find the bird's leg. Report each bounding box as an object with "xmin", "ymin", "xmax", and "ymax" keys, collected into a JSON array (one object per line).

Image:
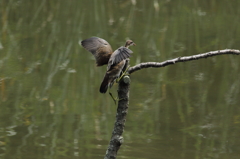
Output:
[
  {"xmin": 108, "ymin": 89, "xmax": 128, "ymax": 105},
  {"xmin": 108, "ymin": 92, "xmax": 126, "ymax": 105},
  {"xmin": 108, "ymin": 89, "xmax": 117, "ymax": 105},
  {"xmin": 117, "ymin": 65, "xmax": 130, "ymax": 83}
]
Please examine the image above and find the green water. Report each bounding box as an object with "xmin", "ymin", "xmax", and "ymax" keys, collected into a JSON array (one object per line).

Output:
[{"xmin": 0, "ymin": 0, "xmax": 240, "ymax": 158}]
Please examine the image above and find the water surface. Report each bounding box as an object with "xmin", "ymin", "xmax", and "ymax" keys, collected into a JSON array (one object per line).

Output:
[{"xmin": 0, "ymin": 0, "xmax": 240, "ymax": 158}]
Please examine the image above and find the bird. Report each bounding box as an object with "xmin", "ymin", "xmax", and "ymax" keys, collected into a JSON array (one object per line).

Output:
[
  {"xmin": 99, "ymin": 40, "xmax": 135, "ymax": 93},
  {"xmin": 81, "ymin": 37, "xmax": 136, "ymax": 93}
]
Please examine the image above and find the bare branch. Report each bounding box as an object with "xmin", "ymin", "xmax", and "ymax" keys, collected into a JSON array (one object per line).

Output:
[
  {"xmin": 104, "ymin": 49, "xmax": 240, "ymax": 158},
  {"xmin": 128, "ymin": 49, "xmax": 240, "ymax": 74},
  {"xmin": 104, "ymin": 61, "xmax": 130, "ymax": 159}
]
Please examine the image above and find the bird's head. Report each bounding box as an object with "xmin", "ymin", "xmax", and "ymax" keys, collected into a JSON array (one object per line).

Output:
[{"xmin": 125, "ymin": 40, "xmax": 136, "ymax": 48}]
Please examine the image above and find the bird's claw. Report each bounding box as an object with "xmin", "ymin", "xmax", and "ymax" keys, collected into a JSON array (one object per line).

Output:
[
  {"xmin": 109, "ymin": 92, "xmax": 126, "ymax": 105},
  {"xmin": 117, "ymin": 65, "xmax": 130, "ymax": 83}
]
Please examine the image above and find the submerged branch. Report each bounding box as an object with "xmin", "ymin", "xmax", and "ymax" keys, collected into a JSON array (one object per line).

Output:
[{"xmin": 128, "ymin": 49, "xmax": 240, "ymax": 74}]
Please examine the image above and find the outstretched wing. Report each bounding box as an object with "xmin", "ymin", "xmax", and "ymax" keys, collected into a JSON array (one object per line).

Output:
[
  {"xmin": 108, "ymin": 46, "xmax": 133, "ymax": 66},
  {"xmin": 81, "ymin": 37, "xmax": 113, "ymax": 66}
]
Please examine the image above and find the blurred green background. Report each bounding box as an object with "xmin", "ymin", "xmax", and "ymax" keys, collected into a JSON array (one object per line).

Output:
[{"xmin": 1, "ymin": 0, "xmax": 240, "ymax": 159}]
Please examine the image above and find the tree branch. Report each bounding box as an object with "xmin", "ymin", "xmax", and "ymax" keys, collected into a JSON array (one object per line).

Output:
[
  {"xmin": 128, "ymin": 49, "xmax": 240, "ymax": 74},
  {"xmin": 104, "ymin": 61, "xmax": 130, "ymax": 159},
  {"xmin": 104, "ymin": 49, "xmax": 240, "ymax": 159}
]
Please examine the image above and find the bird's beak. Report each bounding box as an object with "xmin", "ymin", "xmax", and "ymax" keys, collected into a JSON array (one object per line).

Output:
[{"xmin": 133, "ymin": 43, "xmax": 136, "ymax": 46}]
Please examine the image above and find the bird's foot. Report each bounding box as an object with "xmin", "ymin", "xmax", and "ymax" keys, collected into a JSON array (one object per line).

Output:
[
  {"xmin": 109, "ymin": 92, "xmax": 117, "ymax": 105},
  {"xmin": 117, "ymin": 65, "xmax": 130, "ymax": 83},
  {"xmin": 109, "ymin": 92, "xmax": 126, "ymax": 105}
]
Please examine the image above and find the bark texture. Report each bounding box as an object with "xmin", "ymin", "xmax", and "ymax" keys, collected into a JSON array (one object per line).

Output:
[
  {"xmin": 128, "ymin": 49, "xmax": 240, "ymax": 74},
  {"xmin": 104, "ymin": 49, "xmax": 240, "ymax": 158},
  {"xmin": 104, "ymin": 61, "xmax": 130, "ymax": 159}
]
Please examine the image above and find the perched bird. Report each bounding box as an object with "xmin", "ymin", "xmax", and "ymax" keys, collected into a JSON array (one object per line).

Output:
[
  {"xmin": 99, "ymin": 40, "xmax": 135, "ymax": 93},
  {"xmin": 81, "ymin": 37, "xmax": 136, "ymax": 93}
]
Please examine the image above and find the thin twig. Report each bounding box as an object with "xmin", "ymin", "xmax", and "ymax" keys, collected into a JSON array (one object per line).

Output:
[{"xmin": 128, "ymin": 49, "xmax": 240, "ymax": 74}]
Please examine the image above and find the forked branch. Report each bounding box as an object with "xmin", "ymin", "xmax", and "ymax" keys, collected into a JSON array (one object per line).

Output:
[{"xmin": 104, "ymin": 49, "xmax": 240, "ymax": 159}]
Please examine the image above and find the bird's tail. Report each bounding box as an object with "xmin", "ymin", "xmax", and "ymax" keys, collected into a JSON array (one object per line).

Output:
[{"xmin": 99, "ymin": 74, "xmax": 109, "ymax": 93}]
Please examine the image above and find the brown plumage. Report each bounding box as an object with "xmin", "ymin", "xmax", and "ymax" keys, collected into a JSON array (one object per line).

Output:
[
  {"xmin": 99, "ymin": 60, "xmax": 127, "ymax": 93},
  {"xmin": 81, "ymin": 37, "xmax": 113, "ymax": 66},
  {"xmin": 81, "ymin": 37, "xmax": 136, "ymax": 93},
  {"xmin": 99, "ymin": 40, "xmax": 136, "ymax": 93}
]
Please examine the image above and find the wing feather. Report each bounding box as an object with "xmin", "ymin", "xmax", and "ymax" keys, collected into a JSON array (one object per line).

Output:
[
  {"xmin": 81, "ymin": 37, "xmax": 113, "ymax": 66},
  {"xmin": 109, "ymin": 46, "xmax": 133, "ymax": 65}
]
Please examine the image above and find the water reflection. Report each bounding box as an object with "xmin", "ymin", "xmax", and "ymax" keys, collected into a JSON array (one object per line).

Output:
[{"xmin": 0, "ymin": 0, "xmax": 240, "ymax": 159}]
